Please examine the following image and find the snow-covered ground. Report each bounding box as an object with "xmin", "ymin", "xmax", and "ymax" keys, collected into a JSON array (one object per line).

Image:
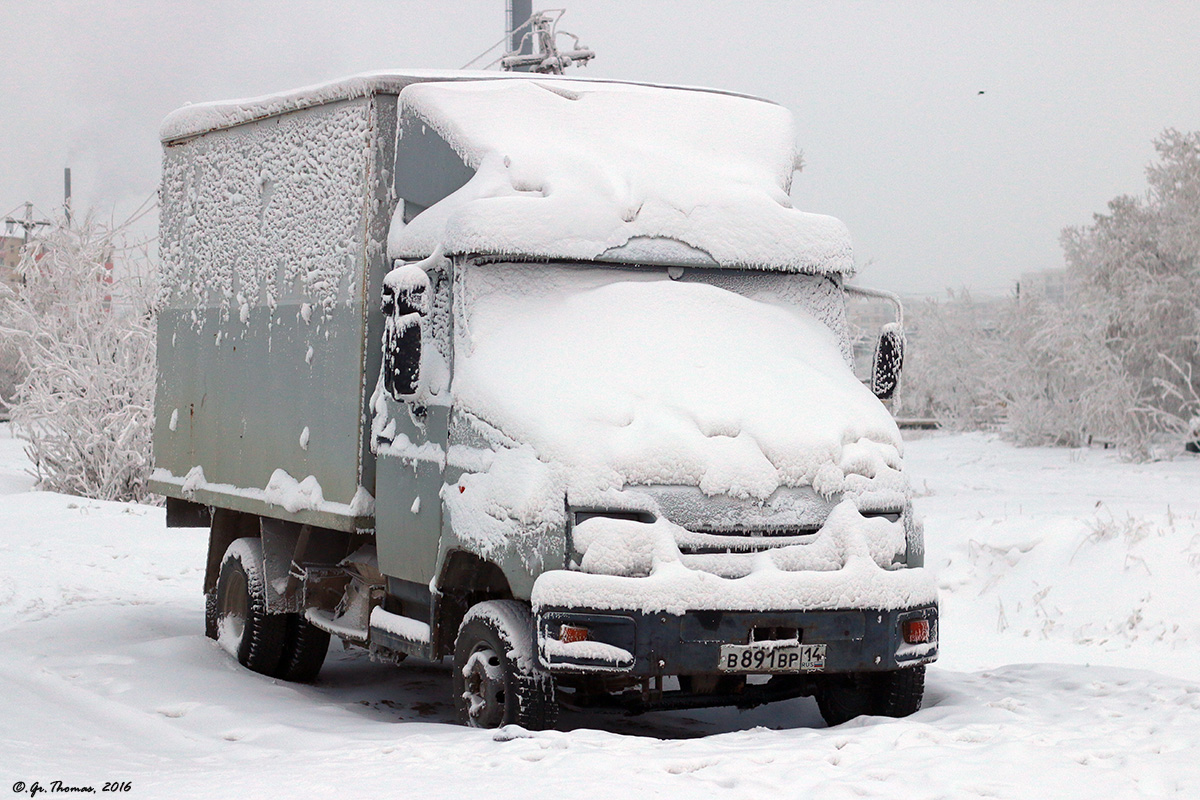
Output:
[{"xmin": 2, "ymin": 422, "xmax": 1198, "ymax": 798}]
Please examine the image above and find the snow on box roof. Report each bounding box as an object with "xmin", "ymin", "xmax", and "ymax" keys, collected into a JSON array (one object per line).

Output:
[
  {"xmin": 158, "ymin": 69, "xmax": 771, "ymax": 144},
  {"xmin": 160, "ymin": 70, "xmax": 500, "ymax": 142},
  {"xmin": 389, "ymin": 79, "xmax": 853, "ymax": 273},
  {"xmin": 159, "ymin": 70, "xmax": 854, "ymax": 274}
]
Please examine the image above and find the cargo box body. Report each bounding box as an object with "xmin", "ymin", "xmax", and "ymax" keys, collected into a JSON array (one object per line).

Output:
[{"xmin": 151, "ymin": 92, "xmax": 397, "ymax": 530}]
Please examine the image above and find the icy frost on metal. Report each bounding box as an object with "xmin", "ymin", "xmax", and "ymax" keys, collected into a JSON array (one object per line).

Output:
[{"xmin": 159, "ymin": 100, "xmax": 372, "ymax": 323}]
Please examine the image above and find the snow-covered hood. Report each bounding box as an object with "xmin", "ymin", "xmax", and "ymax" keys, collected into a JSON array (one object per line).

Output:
[
  {"xmin": 388, "ymin": 79, "xmax": 853, "ymax": 274},
  {"xmin": 452, "ymin": 269, "xmax": 905, "ymax": 503}
]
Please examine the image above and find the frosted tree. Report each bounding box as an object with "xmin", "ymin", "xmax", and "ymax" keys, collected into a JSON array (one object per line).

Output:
[
  {"xmin": 899, "ymin": 130, "xmax": 1199, "ymax": 458},
  {"xmin": 894, "ymin": 291, "xmax": 1010, "ymax": 429},
  {"xmin": 1000, "ymin": 294, "xmax": 1146, "ymax": 451},
  {"xmin": 0, "ymin": 211, "xmax": 158, "ymax": 502},
  {"xmin": 1059, "ymin": 129, "xmax": 1200, "ymax": 453}
]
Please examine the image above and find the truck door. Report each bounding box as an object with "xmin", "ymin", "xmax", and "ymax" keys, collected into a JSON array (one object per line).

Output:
[{"xmin": 372, "ymin": 261, "xmax": 449, "ymax": 587}]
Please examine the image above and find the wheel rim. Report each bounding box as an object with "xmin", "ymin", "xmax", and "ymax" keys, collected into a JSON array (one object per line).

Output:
[
  {"xmin": 217, "ymin": 567, "xmax": 249, "ymax": 650},
  {"xmin": 461, "ymin": 645, "xmax": 506, "ymax": 727}
]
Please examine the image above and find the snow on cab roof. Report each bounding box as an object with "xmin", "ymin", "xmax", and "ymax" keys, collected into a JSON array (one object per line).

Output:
[{"xmin": 389, "ymin": 78, "xmax": 853, "ymax": 274}]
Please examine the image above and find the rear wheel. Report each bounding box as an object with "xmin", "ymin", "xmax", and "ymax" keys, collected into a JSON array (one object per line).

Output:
[
  {"xmin": 275, "ymin": 613, "xmax": 331, "ymax": 682},
  {"xmin": 204, "ymin": 590, "xmax": 219, "ymax": 640},
  {"xmin": 452, "ymin": 600, "xmax": 557, "ymax": 730},
  {"xmin": 815, "ymin": 666, "xmax": 925, "ymax": 727},
  {"xmin": 213, "ymin": 538, "xmax": 288, "ymax": 676}
]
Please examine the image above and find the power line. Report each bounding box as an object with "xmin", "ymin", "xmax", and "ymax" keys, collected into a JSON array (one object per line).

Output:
[
  {"xmin": 499, "ymin": 10, "xmax": 595, "ymax": 74},
  {"xmin": 3, "ymin": 202, "xmax": 51, "ymax": 246},
  {"xmin": 461, "ymin": 10, "xmax": 538, "ymax": 69},
  {"xmin": 460, "ymin": 7, "xmax": 595, "ymax": 74}
]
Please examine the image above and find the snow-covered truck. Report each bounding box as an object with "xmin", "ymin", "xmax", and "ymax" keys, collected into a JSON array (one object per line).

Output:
[{"xmin": 150, "ymin": 70, "xmax": 938, "ymax": 729}]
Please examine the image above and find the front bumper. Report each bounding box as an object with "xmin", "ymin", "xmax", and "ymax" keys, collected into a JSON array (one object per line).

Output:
[{"xmin": 536, "ymin": 604, "xmax": 938, "ymax": 676}]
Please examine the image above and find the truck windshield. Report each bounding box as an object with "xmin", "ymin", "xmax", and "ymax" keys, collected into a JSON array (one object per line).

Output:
[{"xmin": 458, "ymin": 262, "xmax": 850, "ymax": 355}]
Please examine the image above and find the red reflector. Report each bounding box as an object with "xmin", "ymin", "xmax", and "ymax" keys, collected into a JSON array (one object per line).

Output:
[
  {"xmin": 558, "ymin": 624, "xmax": 589, "ymax": 644},
  {"xmin": 903, "ymin": 619, "xmax": 930, "ymax": 644},
  {"xmin": 458, "ymin": 485, "xmax": 466, "ymax": 494}
]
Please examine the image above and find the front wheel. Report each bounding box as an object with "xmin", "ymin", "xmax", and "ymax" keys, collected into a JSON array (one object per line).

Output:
[
  {"xmin": 452, "ymin": 600, "xmax": 557, "ymax": 730},
  {"xmin": 815, "ymin": 666, "xmax": 926, "ymax": 727}
]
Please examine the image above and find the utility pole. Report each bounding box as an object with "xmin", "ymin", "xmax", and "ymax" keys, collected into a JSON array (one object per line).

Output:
[
  {"xmin": 462, "ymin": 3, "xmax": 593, "ymax": 73},
  {"xmin": 500, "ymin": 6, "xmax": 595, "ymax": 74},
  {"xmin": 64, "ymin": 168, "xmax": 72, "ymax": 224},
  {"xmin": 507, "ymin": 0, "xmax": 533, "ymax": 67},
  {"xmin": 4, "ymin": 202, "xmax": 51, "ymax": 247}
]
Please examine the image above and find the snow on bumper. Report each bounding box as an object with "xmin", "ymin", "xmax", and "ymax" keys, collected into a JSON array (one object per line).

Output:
[
  {"xmin": 536, "ymin": 500, "xmax": 934, "ymax": 615},
  {"xmin": 532, "ymin": 552, "xmax": 939, "ymax": 675},
  {"xmin": 532, "ymin": 496, "xmax": 939, "ymax": 673},
  {"xmin": 531, "ymin": 558, "xmax": 938, "ymax": 618}
]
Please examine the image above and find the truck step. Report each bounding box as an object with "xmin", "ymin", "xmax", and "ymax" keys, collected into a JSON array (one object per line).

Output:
[
  {"xmin": 369, "ymin": 607, "xmax": 431, "ymax": 645},
  {"xmin": 304, "ymin": 608, "xmax": 368, "ymax": 643}
]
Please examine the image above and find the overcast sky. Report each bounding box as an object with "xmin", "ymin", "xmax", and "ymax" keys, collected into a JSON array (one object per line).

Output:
[{"xmin": 3, "ymin": 1, "xmax": 1198, "ymax": 295}]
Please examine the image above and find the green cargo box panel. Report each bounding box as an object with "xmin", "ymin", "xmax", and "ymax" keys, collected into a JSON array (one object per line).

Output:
[{"xmin": 151, "ymin": 94, "xmax": 397, "ymax": 531}]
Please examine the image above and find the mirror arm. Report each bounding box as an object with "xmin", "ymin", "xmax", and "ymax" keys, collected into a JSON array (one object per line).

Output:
[{"xmin": 844, "ymin": 284, "xmax": 904, "ymax": 328}]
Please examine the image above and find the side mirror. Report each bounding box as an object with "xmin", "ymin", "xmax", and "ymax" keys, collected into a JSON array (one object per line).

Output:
[
  {"xmin": 382, "ymin": 264, "xmax": 430, "ymax": 400},
  {"xmin": 871, "ymin": 324, "xmax": 905, "ymax": 400}
]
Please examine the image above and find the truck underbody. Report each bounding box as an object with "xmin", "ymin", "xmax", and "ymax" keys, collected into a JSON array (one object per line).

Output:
[{"xmin": 172, "ymin": 495, "xmax": 937, "ymax": 728}]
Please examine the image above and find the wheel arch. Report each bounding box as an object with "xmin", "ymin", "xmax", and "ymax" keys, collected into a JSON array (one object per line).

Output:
[
  {"xmin": 434, "ymin": 549, "xmax": 514, "ymax": 658},
  {"xmin": 204, "ymin": 509, "xmax": 260, "ymax": 638}
]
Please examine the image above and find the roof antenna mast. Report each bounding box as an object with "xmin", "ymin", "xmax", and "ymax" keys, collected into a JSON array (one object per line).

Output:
[{"xmin": 502, "ymin": 2, "xmax": 595, "ymax": 74}]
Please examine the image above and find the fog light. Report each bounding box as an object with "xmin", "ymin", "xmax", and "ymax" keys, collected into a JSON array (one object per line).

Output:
[
  {"xmin": 558, "ymin": 624, "xmax": 590, "ymax": 644},
  {"xmin": 902, "ymin": 619, "xmax": 930, "ymax": 644}
]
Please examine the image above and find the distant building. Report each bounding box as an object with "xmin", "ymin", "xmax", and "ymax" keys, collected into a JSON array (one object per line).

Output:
[
  {"xmin": 1, "ymin": 233, "xmax": 23, "ymax": 294},
  {"xmin": 1, "ymin": 234, "xmax": 24, "ymax": 415},
  {"xmin": 1017, "ymin": 268, "xmax": 1069, "ymax": 304}
]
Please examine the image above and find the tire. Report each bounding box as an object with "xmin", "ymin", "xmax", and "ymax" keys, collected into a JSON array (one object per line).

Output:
[
  {"xmin": 874, "ymin": 664, "xmax": 925, "ymax": 718},
  {"xmin": 204, "ymin": 589, "xmax": 218, "ymax": 640},
  {"xmin": 213, "ymin": 538, "xmax": 288, "ymax": 676},
  {"xmin": 452, "ymin": 600, "xmax": 558, "ymax": 730},
  {"xmin": 275, "ymin": 613, "xmax": 331, "ymax": 683},
  {"xmin": 816, "ymin": 666, "xmax": 925, "ymax": 727}
]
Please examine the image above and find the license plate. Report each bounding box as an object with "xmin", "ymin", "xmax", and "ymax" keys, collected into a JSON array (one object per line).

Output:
[{"xmin": 718, "ymin": 641, "xmax": 826, "ymax": 673}]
